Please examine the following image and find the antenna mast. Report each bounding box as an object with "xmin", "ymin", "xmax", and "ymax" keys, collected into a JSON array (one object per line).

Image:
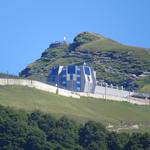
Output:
[{"xmin": 63, "ymin": 36, "xmax": 66, "ymax": 42}]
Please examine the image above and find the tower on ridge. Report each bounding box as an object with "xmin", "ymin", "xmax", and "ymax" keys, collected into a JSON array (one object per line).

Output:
[{"xmin": 63, "ymin": 36, "xmax": 66, "ymax": 42}]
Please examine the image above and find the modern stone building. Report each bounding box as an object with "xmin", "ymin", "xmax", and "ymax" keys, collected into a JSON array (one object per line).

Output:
[{"xmin": 47, "ymin": 64, "xmax": 96, "ymax": 93}]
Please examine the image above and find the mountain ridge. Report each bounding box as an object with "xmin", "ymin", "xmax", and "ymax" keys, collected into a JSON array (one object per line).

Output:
[{"xmin": 19, "ymin": 32, "xmax": 150, "ymax": 91}]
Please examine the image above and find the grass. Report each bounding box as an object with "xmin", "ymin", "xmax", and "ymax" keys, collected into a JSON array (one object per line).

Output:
[
  {"xmin": 0, "ymin": 85, "xmax": 150, "ymax": 132},
  {"xmin": 78, "ymin": 38, "xmax": 150, "ymax": 58},
  {"xmin": 139, "ymin": 84, "xmax": 150, "ymax": 93},
  {"xmin": 135, "ymin": 76, "xmax": 150, "ymax": 93}
]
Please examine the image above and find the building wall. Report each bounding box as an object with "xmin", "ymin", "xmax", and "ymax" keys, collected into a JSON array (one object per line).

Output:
[
  {"xmin": 47, "ymin": 65, "xmax": 96, "ymax": 93},
  {"xmin": 81, "ymin": 66, "xmax": 96, "ymax": 93},
  {"xmin": 95, "ymin": 85, "xmax": 130, "ymax": 98}
]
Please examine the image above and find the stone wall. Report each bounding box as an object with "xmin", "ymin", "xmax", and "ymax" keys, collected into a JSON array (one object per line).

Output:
[{"xmin": 0, "ymin": 78, "xmax": 80, "ymax": 98}]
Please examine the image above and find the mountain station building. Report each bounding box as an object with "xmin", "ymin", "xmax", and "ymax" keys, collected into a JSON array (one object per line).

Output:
[{"xmin": 47, "ymin": 64, "xmax": 96, "ymax": 93}]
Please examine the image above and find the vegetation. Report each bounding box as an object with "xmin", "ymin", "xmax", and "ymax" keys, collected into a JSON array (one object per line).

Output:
[
  {"xmin": 0, "ymin": 85, "xmax": 150, "ymax": 132},
  {"xmin": 0, "ymin": 105, "xmax": 150, "ymax": 150},
  {"xmin": 134, "ymin": 75, "xmax": 150, "ymax": 93},
  {"xmin": 139, "ymin": 85, "xmax": 150, "ymax": 93},
  {"xmin": 19, "ymin": 32, "xmax": 150, "ymax": 91}
]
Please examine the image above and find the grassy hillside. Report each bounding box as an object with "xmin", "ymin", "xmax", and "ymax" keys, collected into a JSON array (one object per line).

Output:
[
  {"xmin": 134, "ymin": 75, "xmax": 150, "ymax": 93},
  {"xmin": 19, "ymin": 32, "xmax": 150, "ymax": 91},
  {"xmin": 139, "ymin": 85, "xmax": 150, "ymax": 93},
  {"xmin": 0, "ymin": 85, "xmax": 150, "ymax": 132}
]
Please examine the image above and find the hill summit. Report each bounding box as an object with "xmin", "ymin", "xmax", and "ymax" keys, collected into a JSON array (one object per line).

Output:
[
  {"xmin": 19, "ymin": 32, "xmax": 150, "ymax": 91},
  {"xmin": 73, "ymin": 32, "xmax": 105, "ymax": 45}
]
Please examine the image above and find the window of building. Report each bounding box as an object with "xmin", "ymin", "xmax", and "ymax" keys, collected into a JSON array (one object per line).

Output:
[
  {"xmin": 77, "ymin": 81, "xmax": 80, "ymax": 84},
  {"xmin": 77, "ymin": 76, "xmax": 81, "ymax": 81},
  {"xmin": 84, "ymin": 66, "xmax": 91, "ymax": 75},
  {"xmin": 76, "ymin": 83, "xmax": 81, "ymax": 92},
  {"xmin": 62, "ymin": 81, "xmax": 66, "ymax": 85},
  {"xmin": 62, "ymin": 74, "xmax": 66, "ymax": 78},
  {"xmin": 62, "ymin": 68, "xmax": 66, "ymax": 74},
  {"xmin": 77, "ymin": 74, "xmax": 80, "ymax": 77},
  {"xmin": 61, "ymin": 76, "xmax": 66, "ymax": 82},
  {"xmin": 52, "ymin": 76, "xmax": 55, "ymax": 82},
  {"xmin": 76, "ymin": 83, "xmax": 80, "ymax": 87},
  {"xmin": 77, "ymin": 67, "xmax": 81, "ymax": 75},
  {"xmin": 77, "ymin": 87, "xmax": 81, "ymax": 91},
  {"xmin": 68, "ymin": 65, "xmax": 75, "ymax": 74},
  {"xmin": 70, "ymin": 74, "xmax": 73, "ymax": 80},
  {"xmin": 51, "ymin": 67, "xmax": 59, "ymax": 75},
  {"xmin": 77, "ymin": 67, "xmax": 80, "ymax": 71}
]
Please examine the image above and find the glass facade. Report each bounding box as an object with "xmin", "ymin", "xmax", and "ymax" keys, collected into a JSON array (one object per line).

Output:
[{"xmin": 48, "ymin": 64, "xmax": 96, "ymax": 92}]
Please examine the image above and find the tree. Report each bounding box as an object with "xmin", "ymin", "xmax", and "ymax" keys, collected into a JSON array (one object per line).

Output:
[
  {"xmin": 79, "ymin": 121, "xmax": 107, "ymax": 150},
  {"xmin": 140, "ymin": 133, "xmax": 150, "ymax": 149},
  {"xmin": 47, "ymin": 116, "xmax": 80, "ymax": 149},
  {"xmin": 124, "ymin": 133, "xmax": 144, "ymax": 150},
  {"xmin": 107, "ymin": 132, "xmax": 129, "ymax": 150}
]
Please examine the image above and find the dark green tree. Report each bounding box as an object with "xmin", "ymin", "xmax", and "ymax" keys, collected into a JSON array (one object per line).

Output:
[
  {"xmin": 124, "ymin": 133, "xmax": 144, "ymax": 150},
  {"xmin": 107, "ymin": 132, "xmax": 129, "ymax": 150},
  {"xmin": 79, "ymin": 121, "xmax": 107, "ymax": 150}
]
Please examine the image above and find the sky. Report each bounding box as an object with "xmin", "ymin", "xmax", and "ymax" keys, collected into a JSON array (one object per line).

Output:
[{"xmin": 0, "ymin": 0, "xmax": 150, "ymax": 75}]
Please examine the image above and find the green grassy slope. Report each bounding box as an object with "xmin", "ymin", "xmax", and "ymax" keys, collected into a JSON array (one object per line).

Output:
[
  {"xmin": 0, "ymin": 85, "xmax": 150, "ymax": 132},
  {"xmin": 139, "ymin": 85, "xmax": 150, "ymax": 93},
  {"xmin": 134, "ymin": 75, "xmax": 150, "ymax": 93},
  {"xmin": 20, "ymin": 32, "xmax": 150, "ymax": 91}
]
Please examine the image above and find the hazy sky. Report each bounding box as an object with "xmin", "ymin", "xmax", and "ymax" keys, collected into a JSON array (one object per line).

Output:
[{"xmin": 0, "ymin": 0, "xmax": 150, "ymax": 75}]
